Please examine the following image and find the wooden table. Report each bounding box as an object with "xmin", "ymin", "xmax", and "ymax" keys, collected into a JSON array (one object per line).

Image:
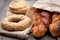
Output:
[{"xmin": 0, "ymin": 33, "xmax": 60, "ymax": 40}]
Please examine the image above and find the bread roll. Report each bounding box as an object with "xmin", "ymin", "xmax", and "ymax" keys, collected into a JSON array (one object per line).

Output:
[
  {"xmin": 49, "ymin": 13, "xmax": 60, "ymax": 37},
  {"xmin": 8, "ymin": 0, "xmax": 30, "ymax": 15},
  {"xmin": 32, "ymin": 9, "xmax": 51, "ymax": 38}
]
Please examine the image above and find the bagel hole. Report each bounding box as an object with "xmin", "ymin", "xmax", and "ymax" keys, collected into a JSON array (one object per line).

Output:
[{"xmin": 9, "ymin": 18, "xmax": 22, "ymax": 23}]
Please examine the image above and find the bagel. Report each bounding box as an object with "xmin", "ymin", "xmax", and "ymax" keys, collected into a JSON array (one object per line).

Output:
[{"xmin": 1, "ymin": 15, "xmax": 31, "ymax": 31}]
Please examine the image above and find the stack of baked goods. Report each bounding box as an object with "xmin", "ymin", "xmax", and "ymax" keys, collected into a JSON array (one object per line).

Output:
[
  {"xmin": 0, "ymin": 0, "xmax": 33, "ymax": 39},
  {"xmin": 0, "ymin": 0, "xmax": 60, "ymax": 39},
  {"xmin": 31, "ymin": 0, "xmax": 60, "ymax": 38}
]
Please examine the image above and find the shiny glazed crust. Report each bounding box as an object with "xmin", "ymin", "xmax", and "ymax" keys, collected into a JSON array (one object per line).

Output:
[
  {"xmin": 49, "ymin": 13, "xmax": 60, "ymax": 37},
  {"xmin": 32, "ymin": 10, "xmax": 51, "ymax": 38}
]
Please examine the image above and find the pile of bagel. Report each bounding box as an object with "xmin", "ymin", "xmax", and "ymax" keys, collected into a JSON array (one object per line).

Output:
[
  {"xmin": 0, "ymin": 0, "xmax": 60, "ymax": 39},
  {"xmin": 1, "ymin": 0, "xmax": 33, "ymax": 39}
]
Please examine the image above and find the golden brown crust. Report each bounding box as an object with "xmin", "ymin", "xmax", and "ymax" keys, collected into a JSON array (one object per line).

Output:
[
  {"xmin": 49, "ymin": 13, "xmax": 60, "ymax": 37},
  {"xmin": 32, "ymin": 23, "xmax": 47, "ymax": 37},
  {"xmin": 32, "ymin": 10, "xmax": 51, "ymax": 38},
  {"xmin": 52, "ymin": 13, "xmax": 60, "ymax": 23}
]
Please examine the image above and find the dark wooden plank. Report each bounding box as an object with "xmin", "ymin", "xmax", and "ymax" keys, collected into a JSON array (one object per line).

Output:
[
  {"xmin": 11, "ymin": 38, "xmax": 19, "ymax": 40},
  {"xmin": 3, "ymin": 36, "xmax": 12, "ymax": 40},
  {"xmin": 39, "ymin": 35, "xmax": 56, "ymax": 40},
  {"xmin": 26, "ymin": 33, "xmax": 38, "ymax": 40},
  {"xmin": 57, "ymin": 37, "xmax": 60, "ymax": 40},
  {"xmin": 0, "ymin": 34, "xmax": 57, "ymax": 40},
  {"xmin": 0, "ymin": 35, "xmax": 3, "ymax": 40},
  {"xmin": 2, "ymin": 36, "xmax": 19, "ymax": 40}
]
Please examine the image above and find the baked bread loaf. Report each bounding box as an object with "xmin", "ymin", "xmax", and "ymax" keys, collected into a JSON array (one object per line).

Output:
[
  {"xmin": 8, "ymin": 0, "xmax": 30, "ymax": 15},
  {"xmin": 49, "ymin": 13, "xmax": 60, "ymax": 37},
  {"xmin": 32, "ymin": 0, "xmax": 60, "ymax": 38},
  {"xmin": 32, "ymin": 9, "xmax": 51, "ymax": 38}
]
